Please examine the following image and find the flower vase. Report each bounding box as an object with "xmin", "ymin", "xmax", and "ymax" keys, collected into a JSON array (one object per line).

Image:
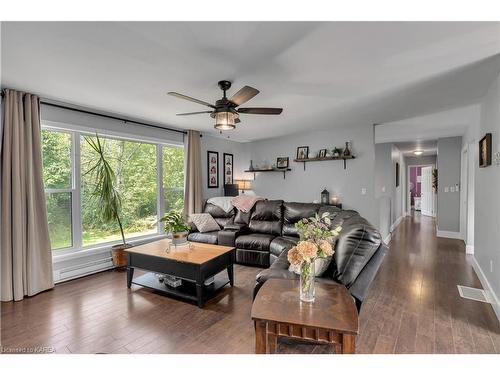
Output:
[{"xmin": 300, "ymin": 261, "xmax": 316, "ymax": 303}]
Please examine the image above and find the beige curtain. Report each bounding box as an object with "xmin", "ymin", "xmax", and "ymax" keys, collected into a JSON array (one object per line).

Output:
[
  {"xmin": 183, "ymin": 130, "xmax": 203, "ymax": 216},
  {"xmin": 1, "ymin": 89, "xmax": 54, "ymax": 302}
]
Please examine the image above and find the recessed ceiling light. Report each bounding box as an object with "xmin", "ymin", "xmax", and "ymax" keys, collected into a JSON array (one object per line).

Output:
[{"xmin": 414, "ymin": 150, "xmax": 423, "ymax": 155}]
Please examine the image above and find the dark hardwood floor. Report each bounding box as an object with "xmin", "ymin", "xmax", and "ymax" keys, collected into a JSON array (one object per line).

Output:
[{"xmin": 1, "ymin": 213, "xmax": 499, "ymax": 354}]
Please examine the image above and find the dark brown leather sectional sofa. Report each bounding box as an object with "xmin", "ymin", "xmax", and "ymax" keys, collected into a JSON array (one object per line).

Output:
[{"xmin": 188, "ymin": 200, "xmax": 387, "ymax": 310}]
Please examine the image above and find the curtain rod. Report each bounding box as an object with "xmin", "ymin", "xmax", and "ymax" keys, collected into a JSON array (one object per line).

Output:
[{"xmin": 1, "ymin": 91, "xmax": 201, "ymax": 137}]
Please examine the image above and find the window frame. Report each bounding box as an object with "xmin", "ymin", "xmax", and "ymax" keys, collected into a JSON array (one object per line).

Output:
[{"xmin": 41, "ymin": 124, "xmax": 185, "ymax": 255}]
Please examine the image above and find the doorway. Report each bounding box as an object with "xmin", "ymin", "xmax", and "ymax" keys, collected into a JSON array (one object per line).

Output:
[{"xmin": 407, "ymin": 164, "xmax": 436, "ymax": 217}]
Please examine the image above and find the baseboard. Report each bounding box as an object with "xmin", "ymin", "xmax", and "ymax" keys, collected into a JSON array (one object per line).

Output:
[
  {"xmin": 470, "ymin": 256, "xmax": 500, "ymax": 323},
  {"xmin": 390, "ymin": 215, "xmax": 403, "ymax": 232},
  {"xmin": 466, "ymin": 245, "xmax": 474, "ymax": 254},
  {"xmin": 436, "ymin": 230, "xmax": 462, "ymax": 240},
  {"xmin": 384, "ymin": 233, "xmax": 392, "ymax": 245}
]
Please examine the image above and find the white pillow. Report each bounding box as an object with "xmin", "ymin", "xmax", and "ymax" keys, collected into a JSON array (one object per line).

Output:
[
  {"xmin": 189, "ymin": 213, "xmax": 221, "ymax": 233},
  {"xmin": 288, "ymin": 256, "xmax": 332, "ymax": 277}
]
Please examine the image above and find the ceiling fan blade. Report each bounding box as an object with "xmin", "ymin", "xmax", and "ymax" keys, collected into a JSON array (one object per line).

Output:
[
  {"xmin": 237, "ymin": 107, "xmax": 283, "ymax": 115},
  {"xmin": 168, "ymin": 92, "xmax": 215, "ymax": 108},
  {"xmin": 229, "ymin": 86, "xmax": 260, "ymax": 106},
  {"xmin": 176, "ymin": 111, "xmax": 213, "ymax": 116}
]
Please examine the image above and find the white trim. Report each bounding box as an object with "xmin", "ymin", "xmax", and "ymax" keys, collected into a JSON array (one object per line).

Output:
[
  {"xmin": 52, "ymin": 233, "xmax": 167, "ymax": 263},
  {"xmin": 436, "ymin": 230, "xmax": 463, "ymax": 239},
  {"xmin": 43, "ymin": 120, "xmax": 184, "ymax": 147},
  {"xmin": 384, "ymin": 233, "xmax": 392, "ymax": 245},
  {"xmin": 390, "ymin": 215, "xmax": 403, "ymax": 232},
  {"xmin": 470, "ymin": 255, "xmax": 500, "ymax": 323},
  {"xmin": 466, "ymin": 245, "xmax": 475, "ymax": 254}
]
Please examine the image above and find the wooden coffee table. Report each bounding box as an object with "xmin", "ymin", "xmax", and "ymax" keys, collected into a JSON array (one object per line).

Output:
[
  {"xmin": 125, "ymin": 239, "xmax": 235, "ymax": 308},
  {"xmin": 251, "ymin": 279, "xmax": 358, "ymax": 354}
]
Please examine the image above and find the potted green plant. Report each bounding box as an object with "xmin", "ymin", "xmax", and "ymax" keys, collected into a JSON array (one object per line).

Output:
[
  {"xmin": 84, "ymin": 134, "xmax": 131, "ymax": 267},
  {"xmin": 159, "ymin": 210, "xmax": 191, "ymax": 245}
]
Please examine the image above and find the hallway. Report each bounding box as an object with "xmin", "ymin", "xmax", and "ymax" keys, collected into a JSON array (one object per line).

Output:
[{"xmin": 357, "ymin": 213, "xmax": 500, "ymax": 353}]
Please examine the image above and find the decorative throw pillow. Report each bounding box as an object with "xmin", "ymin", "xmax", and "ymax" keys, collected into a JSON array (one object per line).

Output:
[
  {"xmin": 189, "ymin": 213, "xmax": 220, "ymax": 233},
  {"xmin": 289, "ymin": 256, "xmax": 332, "ymax": 277}
]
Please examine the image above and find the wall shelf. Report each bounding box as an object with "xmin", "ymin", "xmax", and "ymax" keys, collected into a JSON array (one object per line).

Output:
[
  {"xmin": 244, "ymin": 168, "xmax": 291, "ymax": 180},
  {"xmin": 293, "ymin": 156, "xmax": 355, "ymax": 170}
]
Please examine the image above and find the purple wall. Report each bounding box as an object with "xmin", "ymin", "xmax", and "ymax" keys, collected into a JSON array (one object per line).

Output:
[{"xmin": 410, "ymin": 166, "xmax": 422, "ymax": 206}]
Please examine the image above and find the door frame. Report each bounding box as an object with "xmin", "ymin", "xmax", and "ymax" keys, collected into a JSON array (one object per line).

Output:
[
  {"xmin": 462, "ymin": 142, "xmax": 475, "ymax": 254},
  {"xmin": 406, "ymin": 163, "xmax": 436, "ymax": 217}
]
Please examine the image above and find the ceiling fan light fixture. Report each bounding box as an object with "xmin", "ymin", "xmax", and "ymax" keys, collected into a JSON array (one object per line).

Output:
[
  {"xmin": 214, "ymin": 110, "xmax": 237, "ymax": 131},
  {"xmin": 414, "ymin": 150, "xmax": 423, "ymax": 155}
]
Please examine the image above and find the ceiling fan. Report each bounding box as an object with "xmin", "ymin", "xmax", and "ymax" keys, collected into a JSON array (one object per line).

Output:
[{"xmin": 168, "ymin": 80, "xmax": 283, "ymax": 131}]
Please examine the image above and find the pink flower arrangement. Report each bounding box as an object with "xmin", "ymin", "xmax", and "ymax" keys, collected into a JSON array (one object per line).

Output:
[{"xmin": 287, "ymin": 212, "xmax": 341, "ymax": 267}]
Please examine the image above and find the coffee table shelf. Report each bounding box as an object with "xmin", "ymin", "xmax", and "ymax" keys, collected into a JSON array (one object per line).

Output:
[{"xmin": 131, "ymin": 272, "xmax": 231, "ymax": 304}]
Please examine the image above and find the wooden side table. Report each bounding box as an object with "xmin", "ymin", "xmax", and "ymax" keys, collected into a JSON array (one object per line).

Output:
[{"xmin": 251, "ymin": 279, "xmax": 358, "ymax": 354}]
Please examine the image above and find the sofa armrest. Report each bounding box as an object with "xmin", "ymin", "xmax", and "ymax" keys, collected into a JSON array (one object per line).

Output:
[
  {"xmin": 223, "ymin": 223, "xmax": 247, "ymax": 231},
  {"xmin": 217, "ymin": 226, "xmax": 247, "ymax": 247},
  {"xmin": 348, "ymin": 243, "xmax": 387, "ymax": 311}
]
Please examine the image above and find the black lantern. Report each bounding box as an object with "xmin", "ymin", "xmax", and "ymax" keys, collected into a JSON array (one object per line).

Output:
[{"xmin": 321, "ymin": 188, "xmax": 329, "ymax": 204}]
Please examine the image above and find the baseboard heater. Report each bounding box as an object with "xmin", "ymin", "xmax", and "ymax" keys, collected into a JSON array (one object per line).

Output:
[{"xmin": 54, "ymin": 256, "xmax": 114, "ymax": 283}]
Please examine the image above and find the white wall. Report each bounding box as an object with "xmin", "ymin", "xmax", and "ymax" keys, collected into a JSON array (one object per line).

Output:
[
  {"xmin": 374, "ymin": 143, "xmax": 405, "ymax": 240},
  {"xmin": 200, "ymin": 134, "xmax": 250, "ymax": 199},
  {"xmin": 436, "ymin": 136, "xmax": 462, "ymax": 233},
  {"xmin": 246, "ymin": 123, "xmax": 378, "ymax": 226}
]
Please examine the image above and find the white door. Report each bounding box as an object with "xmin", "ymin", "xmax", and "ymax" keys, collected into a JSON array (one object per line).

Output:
[{"xmin": 421, "ymin": 166, "xmax": 433, "ymax": 216}]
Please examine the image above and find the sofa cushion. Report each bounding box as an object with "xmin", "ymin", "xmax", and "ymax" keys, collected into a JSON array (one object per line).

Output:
[
  {"xmin": 329, "ymin": 215, "xmax": 382, "ymax": 288},
  {"xmin": 249, "ymin": 200, "xmax": 283, "ymax": 236},
  {"xmin": 269, "ymin": 236, "xmax": 298, "ymax": 257},
  {"xmin": 236, "ymin": 249, "xmax": 270, "ymax": 267},
  {"xmin": 189, "ymin": 213, "xmax": 220, "ymax": 233},
  {"xmin": 203, "ymin": 202, "xmax": 235, "ymax": 228},
  {"xmin": 235, "ymin": 233, "xmax": 276, "ymax": 251},
  {"xmin": 187, "ymin": 230, "xmax": 219, "ymax": 244},
  {"xmin": 282, "ymin": 202, "xmax": 321, "ymax": 237},
  {"xmin": 318, "ymin": 205, "xmax": 342, "ymax": 219}
]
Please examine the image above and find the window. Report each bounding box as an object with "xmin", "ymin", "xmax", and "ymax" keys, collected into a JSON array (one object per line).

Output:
[
  {"xmin": 42, "ymin": 130, "xmax": 74, "ymax": 249},
  {"xmin": 163, "ymin": 145, "xmax": 185, "ymax": 212},
  {"xmin": 41, "ymin": 127, "xmax": 184, "ymax": 251},
  {"xmin": 81, "ymin": 135, "xmax": 158, "ymax": 246}
]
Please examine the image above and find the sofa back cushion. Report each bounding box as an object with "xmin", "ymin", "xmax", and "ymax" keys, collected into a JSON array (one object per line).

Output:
[
  {"xmin": 282, "ymin": 202, "xmax": 321, "ymax": 237},
  {"xmin": 203, "ymin": 202, "xmax": 234, "ymax": 228},
  {"xmin": 329, "ymin": 215, "xmax": 382, "ymax": 288},
  {"xmin": 249, "ymin": 200, "xmax": 283, "ymax": 236}
]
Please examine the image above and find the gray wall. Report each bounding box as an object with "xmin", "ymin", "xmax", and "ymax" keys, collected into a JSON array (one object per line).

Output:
[
  {"xmin": 246, "ymin": 122, "xmax": 378, "ymax": 226},
  {"xmin": 200, "ymin": 134, "xmax": 250, "ymax": 200},
  {"xmin": 474, "ymin": 71, "xmax": 500, "ymax": 299},
  {"xmin": 437, "ymin": 136, "xmax": 462, "ymax": 232}
]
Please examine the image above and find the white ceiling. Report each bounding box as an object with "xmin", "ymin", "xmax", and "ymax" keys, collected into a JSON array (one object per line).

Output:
[
  {"xmin": 374, "ymin": 104, "xmax": 481, "ymax": 144},
  {"xmin": 393, "ymin": 140, "xmax": 438, "ymax": 156},
  {"xmin": 1, "ymin": 22, "xmax": 499, "ymax": 142}
]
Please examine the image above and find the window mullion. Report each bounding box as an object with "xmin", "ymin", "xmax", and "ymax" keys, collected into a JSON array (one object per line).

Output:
[
  {"xmin": 72, "ymin": 132, "xmax": 83, "ymax": 249},
  {"xmin": 157, "ymin": 144, "xmax": 165, "ymax": 235}
]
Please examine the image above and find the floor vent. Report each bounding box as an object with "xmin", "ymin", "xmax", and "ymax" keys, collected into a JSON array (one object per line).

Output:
[{"xmin": 457, "ymin": 285, "xmax": 490, "ymax": 303}]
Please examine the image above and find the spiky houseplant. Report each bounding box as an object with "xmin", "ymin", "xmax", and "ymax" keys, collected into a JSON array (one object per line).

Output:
[{"xmin": 84, "ymin": 133, "xmax": 130, "ymax": 266}]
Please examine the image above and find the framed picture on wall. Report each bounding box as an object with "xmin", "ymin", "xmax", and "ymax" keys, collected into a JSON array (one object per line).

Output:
[
  {"xmin": 223, "ymin": 153, "xmax": 234, "ymax": 185},
  {"xmin": 395, "ymin": 162, "xmax": 400, "ymax": 187},
  {"xmin": 276, "ymin": 157, "xmax": 289, "ymax": 169},
  {"xmin": 296, "ymin": 146, "xmax": 309, "ymax": 160},
  {"xmin": 207, "ymin": 151, "xmax": 219, "ymax": 189},
  {"xmin": 479, "ymin": 133, "xmax": 492, "ymax": 168}
]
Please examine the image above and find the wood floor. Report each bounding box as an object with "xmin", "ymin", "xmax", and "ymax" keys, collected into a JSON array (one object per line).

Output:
[{"xmin": 1, "ymin": 213, "xmax": 499, "ymax": 354}]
